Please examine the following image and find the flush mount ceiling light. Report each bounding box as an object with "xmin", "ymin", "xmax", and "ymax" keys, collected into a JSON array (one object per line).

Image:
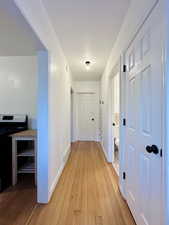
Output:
[
  {"xmin": 85, "ymin": 61, "xmax": 91, "ymax": 66},
  {"xmin": 85, "ymin": 60, "xmax": 91, "ymax": 70}
]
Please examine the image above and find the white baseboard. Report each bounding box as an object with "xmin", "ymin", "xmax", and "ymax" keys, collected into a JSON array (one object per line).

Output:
[
  {"xmin": 48, "ymin": 145, "xmax": 71, "ymax": 202},
  {"xmin": 119, "ymin": 182, "xmax": 126, "ymax": 199},
  {"xmin": 100, "ymin": 143, "xmax": 126, "ymax": 201},
  {"xmin": 101, "ymin": 142, "xmax": 110, "ymax": 162}
]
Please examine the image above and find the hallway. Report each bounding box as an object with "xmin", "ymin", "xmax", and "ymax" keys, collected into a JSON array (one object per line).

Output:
[
  {"xmin": 29, "ymin": 142, "xmax": 135, "ymax": 225},
  {"xmin": 0, "ymin": 1, "xmax": 167, "ymax": 224},
  {"xmin": 0, "ymin": 142, "xmax": 135, "ymax": 225}
]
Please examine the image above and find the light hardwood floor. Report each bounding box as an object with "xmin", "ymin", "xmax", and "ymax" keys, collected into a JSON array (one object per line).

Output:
[
  {"xmin": 0, "ymin": 141, "xmax": 136, "ymax": 225},
  {"xmin": 0, "ymin": 175, "xmax": 36, "ymax": 225}
]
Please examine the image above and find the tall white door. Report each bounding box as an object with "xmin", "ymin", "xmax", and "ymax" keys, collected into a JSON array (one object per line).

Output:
[
  {"xmin": 77, "ymin": 93, "xmax": 99, "ymax": 141},
  {"xmin": 125, "ymin": 5, "xmax": 163, "ymax": 225}
]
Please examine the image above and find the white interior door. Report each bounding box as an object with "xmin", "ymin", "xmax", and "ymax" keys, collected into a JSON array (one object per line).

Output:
[
  {"xmin": 125, "ymin": 5, "xmax": 163, "ymax": 225},
  {"xmin": 77, "ymin": 93, "xmax": 99, "ymax": 141}
]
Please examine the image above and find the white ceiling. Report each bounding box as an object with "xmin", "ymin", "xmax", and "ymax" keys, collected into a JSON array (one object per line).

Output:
[
  {"xmin": 42, "ymin": 0, "xmax": 131, "ymax": 81},
  {"xmin": 0, "ymin": 0, "xmax": 45, "ymax": 56}
]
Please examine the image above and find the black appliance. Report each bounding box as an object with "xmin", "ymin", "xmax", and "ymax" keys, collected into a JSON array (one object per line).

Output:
[{"xmin": 0, "ymin": 114, "xmax": 28, "ymax": 192}]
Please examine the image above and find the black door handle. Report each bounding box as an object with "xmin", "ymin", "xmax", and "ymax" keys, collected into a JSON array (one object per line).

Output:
[
  {"xmin": 91, "ymin": 118, "xmax": 95, "ymax": 121},
  {"xmin": 146, "ymin": 145, "xmax": 159, "ymax": 155},
  {"xmin": 146, "ymin": 145, "xmax": 152, "ymax": 153},
  {"xmin": 112, "ymin": 123, "xmax": 116, "ymax": 126},
  {"xmin": 151, "ymin": 145, "xmax": 159, "ymax": 155}
]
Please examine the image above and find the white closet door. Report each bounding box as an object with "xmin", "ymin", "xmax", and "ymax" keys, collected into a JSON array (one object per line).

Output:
[{"xmin": 125, "ymin": 5, "xmax": 163, "ymax": 225}]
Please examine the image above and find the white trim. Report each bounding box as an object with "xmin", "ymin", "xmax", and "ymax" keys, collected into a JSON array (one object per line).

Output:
[
  {"xmin": 107, "ymin": 57, "xmax": 127, "ymax": 198},
  {"xmin": 109, "ymin": 66, "xmax": 121, "ymax": 167},
  {"xmin": 107, "ymin": 60, "xmax": 122, "ymax": 170},
  {"xmin": 71, "ymin": 88, "xmax": 75, "ymax": 143},
  {"xmin": 48, "ymin": 145, "xmax": 71, "ymax": 202},
  {"xmin": 163, "ymin": 1, "xmax": 169, "ymax": 224},
  {"xmin": 101, "ymin": 142, "xmax": 110, "ymax": 162},
  {"xmin": 119, "ymin": 55, "xmax": 127, "ymax": 199},
  {"xmin": 107, "ymin": 80, "xmax": 113, "ymax": 163}
]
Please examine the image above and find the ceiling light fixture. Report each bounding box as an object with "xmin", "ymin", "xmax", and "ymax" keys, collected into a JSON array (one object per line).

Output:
[{"xmin": 85, "ymin": 60, "xmax": 91, "ymax": 70}]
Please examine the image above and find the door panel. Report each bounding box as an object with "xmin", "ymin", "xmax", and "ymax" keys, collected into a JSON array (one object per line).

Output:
[
  {"xmin": 142, "ymin": 30, "xmax": 151, "ymax": 56},
  {"xmin": 128, "ymin": 76, "xmax": 137, "ymax": 130},
  {"xmin": 139, "ymin": 154, "xmax": 151, "ymax": 225},
  {"xmin": 140, "ymin": 66, "xmax": 152, "ymax": 135},
  {"xmin": 127, "ymin": 145, "xmax": 137, "ymax": 202},
  {"xmin": 125, "ymin": 4, "xmax": 163, "ymax": 225}
]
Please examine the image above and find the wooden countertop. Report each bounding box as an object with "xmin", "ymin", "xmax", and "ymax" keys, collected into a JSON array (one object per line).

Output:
[{"xmin": 10, "ymin": 130, "xmax": 37, "ymax": 138}]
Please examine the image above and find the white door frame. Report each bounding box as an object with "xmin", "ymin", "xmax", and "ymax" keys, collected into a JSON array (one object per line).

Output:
[
  {"xmin": 107, "ymin": 57, "xmax": 127, "ymax": 196},
  {"xmin": 119, "ymin": 55, "xmax": 127, "ymax": 197},
  {"xmin": 70, "ymin": 87, "xmax": 75, "ymax": 143},
  {"xmin": 108, "ymin": 63, "xmax": 120, "ymax": 161}
]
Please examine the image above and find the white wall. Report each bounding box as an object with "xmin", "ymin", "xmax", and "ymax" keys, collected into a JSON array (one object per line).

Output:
[
  {"xmin": 0, "ymin": 56, "xmax": 37, "ymax": 128},
  {"xmin": 73, "ymin": 81, "xmax": 100, "ymax": 142},
  {"xmin": 37, "ymin": 51, "xmax": 49, "ymax": 202},
  {"xmin": 14, "ymin": 0, "xmax": 72, "ymax": 203}
]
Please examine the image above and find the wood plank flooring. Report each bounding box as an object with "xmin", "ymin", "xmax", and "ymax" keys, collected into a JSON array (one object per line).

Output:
[
  {"xmin": 0, "ymin": 141, "xmax": 136, "ymax": 225},
  {"xmin": 0, "ymin": 175, "xmax": 36, "ymax": 225}
]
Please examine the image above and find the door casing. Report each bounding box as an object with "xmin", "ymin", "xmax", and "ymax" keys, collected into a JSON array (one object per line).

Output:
[{"xmin": 108, "ymin": 63, "xmax": 121, "ymax": 169}]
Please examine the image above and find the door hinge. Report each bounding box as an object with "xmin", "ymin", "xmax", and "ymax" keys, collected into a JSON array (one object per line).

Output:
[
  {"xmin": 123, "ymin": 172, "xmax": 126, "ymax": 180},
  {"xmin": 123, "ymin": 118, "xmax": 126, "ymax": 126},
  {"xmin": 160, "ymin": 149, "xmax": 163, "ymax": 157},
  {"xmin": 123, "ymin": 65, "xmax": 127, "ymax": 73}
]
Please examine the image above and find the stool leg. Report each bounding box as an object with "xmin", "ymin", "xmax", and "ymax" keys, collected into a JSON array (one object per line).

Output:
[
  {"xmin": 34, "ymin": 138, "xmax": 37, "ymax": 186},
  {"xmin": 12, "ymin": 139, "xmax": 17, "ymax": 186}
]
